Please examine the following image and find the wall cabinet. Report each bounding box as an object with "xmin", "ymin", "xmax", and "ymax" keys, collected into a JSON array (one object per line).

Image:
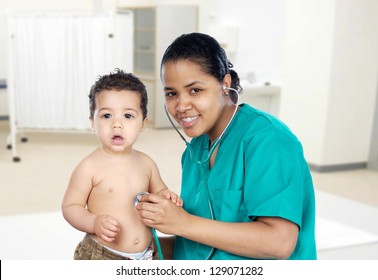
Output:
[{"xmin": 122, "ymin": 5, "xmax": 198, "ymax": 128}]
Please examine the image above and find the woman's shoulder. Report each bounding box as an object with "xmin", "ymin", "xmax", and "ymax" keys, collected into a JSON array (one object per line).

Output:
[
  {"xmin": 239, "ymin": 103, "xmax": 282, "ymax": 127},
  {"xmin": 238, "ymin": 104, "xmax": 300, "ymax": 142}
]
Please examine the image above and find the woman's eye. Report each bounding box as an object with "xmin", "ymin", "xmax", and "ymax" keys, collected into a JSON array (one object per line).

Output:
[
  {"xmin": 191, "ymin": 88, "xmax": 202, "ymax": 95},
  {"xmin": 102, "ymin": 113, "xmax": 111, "ymax": 119},
  {"xmin": 165, "ymin": 91, "xmax": 176, "ymax": 98}
]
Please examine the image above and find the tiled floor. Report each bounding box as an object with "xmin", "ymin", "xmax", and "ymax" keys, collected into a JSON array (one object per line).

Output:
[{"xmin": 1, "ymin": 120, "xmax": 378, "ymax": 259}]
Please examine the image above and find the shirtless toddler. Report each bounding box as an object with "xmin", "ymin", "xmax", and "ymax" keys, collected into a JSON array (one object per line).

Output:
[{"xmin": 61, "ymin": 69, "xmax": 182, "ymax": 260}]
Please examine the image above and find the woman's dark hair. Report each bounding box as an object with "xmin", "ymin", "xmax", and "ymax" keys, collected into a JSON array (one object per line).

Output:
[
  {"xmin": 161, "ymin": 32, "xmax": 242, "ymax": 94},
  {"xmin": 88, "ymin": 68, "xmax": 148, "ymax": 120}
]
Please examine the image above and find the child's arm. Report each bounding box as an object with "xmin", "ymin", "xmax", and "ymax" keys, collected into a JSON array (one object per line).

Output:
[
  {"xmin": 61, "ymin": 160, "xmax": 120, "ymax": 242},
  {"xmin": 145, "ymin": 155, "xmax": 183, "ymax": 207}
]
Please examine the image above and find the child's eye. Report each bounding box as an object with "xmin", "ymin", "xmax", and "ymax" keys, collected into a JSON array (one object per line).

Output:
[
  {"xmin": 124, "ymin": 113, "xmax": 134, "ymax": 119},
  {"xmin": 102, "ymin": 113, "xmax": 111, "ymax": 119}
]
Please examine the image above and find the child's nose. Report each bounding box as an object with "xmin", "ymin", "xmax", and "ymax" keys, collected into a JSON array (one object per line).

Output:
[{"xmin": 112, "ymin": 119, "xmax": 123, "ymax": 129}]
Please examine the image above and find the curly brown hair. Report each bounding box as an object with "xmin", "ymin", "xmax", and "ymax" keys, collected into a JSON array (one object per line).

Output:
[{"xmin": 88, "ymin": 68, "xmax": 148, "ymax": 120}]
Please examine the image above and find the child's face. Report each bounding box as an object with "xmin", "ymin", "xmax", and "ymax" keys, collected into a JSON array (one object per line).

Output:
[{"xmin": 91, "ymin": 89, "xmax": 147, "ymax": 154}]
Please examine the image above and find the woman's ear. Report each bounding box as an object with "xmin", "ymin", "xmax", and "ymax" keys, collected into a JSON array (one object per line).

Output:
[{"xmin": 222, "ymin": 73, "xmax": 232, "ymax": 89}]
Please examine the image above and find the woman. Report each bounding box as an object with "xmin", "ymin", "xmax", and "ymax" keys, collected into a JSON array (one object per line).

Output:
[{"xmin": 136, "ymin": 32, "xmax": 317, "ymax": 260}]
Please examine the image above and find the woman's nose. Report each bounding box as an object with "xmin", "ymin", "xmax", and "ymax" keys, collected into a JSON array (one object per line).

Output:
[{"xmin": 176, "ymin": 95, "xmax": 192, "ymax": 112}]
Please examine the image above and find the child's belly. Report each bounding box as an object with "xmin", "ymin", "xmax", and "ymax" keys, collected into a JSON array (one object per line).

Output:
[{"xmin": 90, "ymin": 204, "xmax": 153, "ymax": 253}]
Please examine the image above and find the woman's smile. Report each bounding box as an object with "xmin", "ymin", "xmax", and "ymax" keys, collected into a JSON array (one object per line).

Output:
[{"xmin": 179, "ymin": 115, "xmax": 199, "ymax": 128}]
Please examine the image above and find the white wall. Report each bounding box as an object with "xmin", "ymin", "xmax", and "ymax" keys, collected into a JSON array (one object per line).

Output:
[
  {"xmin": 323, "ymin": 0, "xmax": 378, "ymax": 165},
  {"xmin": 198, "ymin": 0, "xmax": 285, "ymax": 84},
  {"xmin": 280, "ymin": 0, "xmax": 378, "ymax": 167},
  {"xmin": 280, "ymin": 0, "xmax": 336, "ymax": 164}
]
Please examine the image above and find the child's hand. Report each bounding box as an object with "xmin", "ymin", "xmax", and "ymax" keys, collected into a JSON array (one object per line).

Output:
[
  {"xmin": 93, "ymin": 214, "xmax": 120, "ymax": 242},
  {"xmin": 157, "ymin": 189, "xmax": 183, "ymax": 207}
]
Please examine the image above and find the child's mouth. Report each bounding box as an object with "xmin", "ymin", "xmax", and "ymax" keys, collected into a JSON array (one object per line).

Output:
[{"xmin": 112, "ymin": 135, "xmax": 124, "ymax": 145}]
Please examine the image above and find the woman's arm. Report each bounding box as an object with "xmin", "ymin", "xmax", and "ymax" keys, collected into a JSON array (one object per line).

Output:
[
  {"xmin": 177, "ymin": 214, "xmax": 298, "ymax": 259},
  {"xmin": 136, "ymin": 193, "xmax": 298, "ymax": 259}
]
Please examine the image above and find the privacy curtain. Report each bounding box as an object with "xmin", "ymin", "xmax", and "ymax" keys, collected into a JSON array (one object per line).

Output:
[{"xmin": 8, "ymin": 13, "xmax": 112, "ymax": 130}]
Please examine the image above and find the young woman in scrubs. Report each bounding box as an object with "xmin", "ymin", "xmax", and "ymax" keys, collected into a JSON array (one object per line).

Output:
[{"xmin": 136, "ymin": 33, "xmax": 317, "ymax": 260}]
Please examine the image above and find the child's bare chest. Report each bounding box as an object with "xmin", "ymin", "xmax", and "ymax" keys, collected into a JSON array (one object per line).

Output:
[{"xmin": 90, "ymin": 164, "xmax": 150, "ymax": 203}]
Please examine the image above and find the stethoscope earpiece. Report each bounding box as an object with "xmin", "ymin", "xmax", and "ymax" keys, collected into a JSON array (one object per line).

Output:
[{"xmin": 223, "ymin": 85, "xmax": 229, "ymax": 96}]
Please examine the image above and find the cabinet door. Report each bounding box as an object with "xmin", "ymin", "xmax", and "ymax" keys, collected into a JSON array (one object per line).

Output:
[{"xmin": 134, "ymin": 8, "xmax": 155, "ymax": 76}]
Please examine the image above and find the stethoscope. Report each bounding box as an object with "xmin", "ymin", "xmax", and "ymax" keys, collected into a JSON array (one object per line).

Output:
[
  {"xmin": 134, "ymin": 86, "xmax": 240, "ymax": 260},
  {"xmin": 164, "ymin": 86, "xmax": 241, "ymax": 260}
]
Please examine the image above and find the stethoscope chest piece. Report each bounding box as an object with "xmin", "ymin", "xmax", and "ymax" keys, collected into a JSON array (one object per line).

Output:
[{"xmin": 134, "ymin": 191, "xmax": 149, "ymax": 207}]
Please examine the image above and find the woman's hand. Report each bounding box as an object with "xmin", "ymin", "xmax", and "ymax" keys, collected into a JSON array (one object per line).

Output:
[
  {"xmin": 136, "ymin": 193, "xmax": 186, "ymax": 235},
  {"xmin": 93, "ymin": 214, "xmax": 120, "ymax": 242},
  {"xmin": 156, "ymin": 189, "xmax": 183, "ymax": 207}
]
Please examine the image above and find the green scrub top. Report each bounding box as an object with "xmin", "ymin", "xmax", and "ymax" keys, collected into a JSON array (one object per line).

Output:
[{"xmin": 173, "ymin": 104, "xmax": 317, "ymax": 260}]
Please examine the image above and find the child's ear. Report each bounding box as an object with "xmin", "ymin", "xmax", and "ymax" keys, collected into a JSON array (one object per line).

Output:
[
  {"xmin": 89, "ymin": 118, "xmax": 95, "ymax": 131},
  {"xmin": 141, "ymin": 117, "xmax": 148, "ymax": 131}
]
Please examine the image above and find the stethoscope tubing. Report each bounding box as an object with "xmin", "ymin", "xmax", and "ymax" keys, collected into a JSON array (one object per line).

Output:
[
  {"xmin": 165, "ymin": 87, "xmax": 240, "ymax": 260},
  {"xmin": 134, "ymin": 192, "xmax": 164, "ymax": 260}
]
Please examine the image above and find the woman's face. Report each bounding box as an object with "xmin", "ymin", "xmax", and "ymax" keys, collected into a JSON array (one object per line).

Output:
[{"xmin": 162, "ymin": 60, "xmax": 231, "ymax": 142}]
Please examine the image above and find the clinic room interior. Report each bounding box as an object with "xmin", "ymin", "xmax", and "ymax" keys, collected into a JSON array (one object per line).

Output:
[{"xmin": 0, "ymin": 0, "xmax": 378, "ymax": 260}]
